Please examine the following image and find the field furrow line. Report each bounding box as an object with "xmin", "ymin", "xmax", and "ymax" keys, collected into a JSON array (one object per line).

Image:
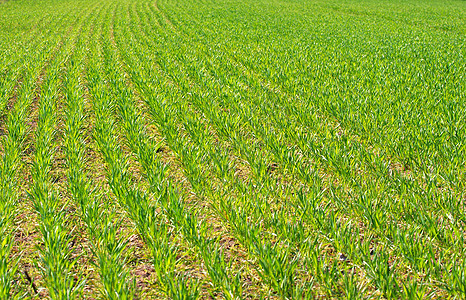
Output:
[{"xmin": 19, "ymin": 5, "xmax": 102, "ymax": 298}]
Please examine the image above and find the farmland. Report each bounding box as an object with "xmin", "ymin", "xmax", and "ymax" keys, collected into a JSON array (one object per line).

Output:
[{"xmin": 0, "ymin": 0, "xmax": 465, "ymax": 298}]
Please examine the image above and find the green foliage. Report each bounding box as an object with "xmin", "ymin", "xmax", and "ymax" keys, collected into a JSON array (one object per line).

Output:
[{"xmin": 0, "ymin": 0, "xmax": 464, "ymax": 298}]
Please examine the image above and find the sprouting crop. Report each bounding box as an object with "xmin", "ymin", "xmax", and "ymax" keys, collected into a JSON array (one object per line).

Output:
[{"xmin": 0, "ymin": 0, "xmax": 464, "ymax": 298}]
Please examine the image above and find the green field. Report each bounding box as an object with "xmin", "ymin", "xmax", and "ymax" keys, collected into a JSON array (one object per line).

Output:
[{"xmin": 0, "ymin": 0, "xmax": 465, "ymax": 298}]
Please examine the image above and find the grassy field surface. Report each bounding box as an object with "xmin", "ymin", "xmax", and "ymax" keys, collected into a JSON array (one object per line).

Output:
[{"xmin": 0, "ymin": 0, "xmax": 465, "ymax": 298}]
